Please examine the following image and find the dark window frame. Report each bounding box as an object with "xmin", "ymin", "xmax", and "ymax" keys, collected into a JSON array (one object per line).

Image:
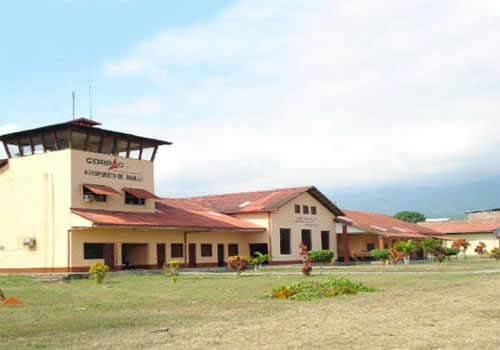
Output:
[
  {"xmin": 311, "ymin": 206, "xmax": 317, "ymax": 215},
  {"xmin": 84, "ymin": 243, "xmax": 104, "ymax": 259},
  {"xmin": 280, "ymin": 228, "xmax": 291, "ymax": 255},
  {"xmin": 321, "ymin": 230, "xmax": 330, "ymax": 250},
  {"xmin": 294, "ymin": 204, "xmax": 300, "ymax": 214},
  {"xmin": 124, "ymin": 191, "xmax": 145, "ymax": 205},
  {"xmin": 301, "ymin": 229, "xmax": 312, "ymax": 251},
  {"xmin": 303, "ymin": 205, "xmax": 309, "ymax": 214},
  {"xmin": 367, "ymin": 243, "xmax": 376, "ymax": 252},
  {"xmin": 83, "ymin": 186, "xmax": 106, "ymax": 202},
  {"xmin": 228, "ymin": 244, "xmax": 239, "ymax": 256},
  {"xmin": 201, "ymin": 244, "xmax": 212, "ymax": 257},
  {"xmin": 171, "ymin": 243, "xmax": 184, "ymax": 258}
]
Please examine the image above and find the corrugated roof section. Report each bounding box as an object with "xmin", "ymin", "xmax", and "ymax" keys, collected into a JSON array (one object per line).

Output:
[
  {"xmin": 84, "ymin": 184, "xmax": 121, "ymax": 196},
  {"xmin": 418, "ymin": 221, "xmax": 500, "ymax": 234}
]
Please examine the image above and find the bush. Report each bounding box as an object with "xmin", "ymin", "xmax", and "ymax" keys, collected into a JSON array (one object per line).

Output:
[
  {"xmin": 430, "ymin": 246, "xmax": 446, "ymax": 263},
  {"xmin": 89, "ymin": 262, "xmax": 109, "ymax": 284},
  {"xmin": 489, "ymin": 248, "xmax": 500, "ymax": 261},
  {"xmin": 227, "ymin": 256, "xmax": 248, "ymax": 276},
  {"xmin": 451, "ymin": 239, "xmax": 470, "ymax": 258},
  {"xmin": 370, "ymin": 249, "xmax": 389, "ymax": 264},
  {"xmin": 388, "ymin": 248, "xmax": 404, "ymax": 265},
  {"xmin": 299, "ymin": 242, "xmax": 312, "ymax": 276},
  {"xmin": 350, "ymin": 249, "xmax": 362, "ymax": 264},
  {"xmin": 163, "ymin": 260, "xmax": 180, "ymax": 283},
  {"xmin": 393, "ymin": 239, "xmax": 420, "ymax": 264},
  {"xmin": 265, "ymin": 277, "xmax": 376, "ymax": 300},
  {"xmin": 474, "ymin": 242, "xmax": 487, "ymax": 255},
  {"xmin": 309, "ymin": 250, "xmax": 334, "ymax": 270},
  {"xmin": 248, "ymin": 252, "xmax": 272, "ymax": 271},
  {"xmin": 445, "ymin": 247, "xmax": 460, "ymax": 260}
]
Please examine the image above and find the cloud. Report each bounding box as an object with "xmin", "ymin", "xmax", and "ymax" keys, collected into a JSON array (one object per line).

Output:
[{"xmin": 103, "ymin": 0, "xmax": 500, "ymax": 196}]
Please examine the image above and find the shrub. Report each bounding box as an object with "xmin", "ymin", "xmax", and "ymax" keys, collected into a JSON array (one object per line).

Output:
[
  {"xmin": 349, "ymin": 249, "xmax": 362, "ymax": 264},
  {"xmin": 388, "ymin": 248, "xmax": 405, "ymax": 265},
  {"xmin": 163, "ymin": 260, "xmax": 180, "ymax": 283},
  {"xmin": 451, "ymin": 239, "xmax": 470, "ymax": 258},
  {"xmin": 420, "ymin": 238, "xmax": 442, "ymax": 260},
  {"xmin": 430, "ymin": 246, "xmax": 446, "ymax": 263},
  {"xmin": 226, "ymin": 255, "xmax": 248, "ymax": 276},
  {"xmin": 89, "ymin": 262, "xmax": 109, "ymax": 284},
  {"xmin": 444, "ymin": 247, "xmax": 460, "ymax": 261},
  {"xmin": 265, "ymin": 277, "xmax": 376, "ymax": 300},
  {"xmin": 309, "ymin": 250, "xmax": 334, "ymax": 270},
  {"xmin": 474, "ymin": 242, "xmax": 487, "ymax": 255},
  {"xmin": 299, "ymin": 242, "xmax": 312, "ymax": 276},
  {"xmin": 248, "ymin": 252, "xmax": 272, "ymax": 272},
  {"xmin": 489, "ymin": 248, "xmax": 500, "ymax": 261},
  {"xmin": 370, "ymin": 249, "xmax": 389, "ymax": 265}
]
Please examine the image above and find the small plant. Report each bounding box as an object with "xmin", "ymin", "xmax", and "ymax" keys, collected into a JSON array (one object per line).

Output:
[
  {"xmin": 489, "ymin": 248, "xmax": 500, "ymax": 261},
  {"xmin": 393, "ymin": 239, "xmax": 420, "ymax": 265},
  {"xmin": 330, "ymin": 258, "xmax": 337, "ymax": 266},
  {"xmin": 163, "ymin": 260, "xmax": 180, "ymax": 283},
  {"xmin": 429, "ymin": 246, "xmax": 446, "ymax": 263},
  {"xmin": 248, "ymin": 251, "xmax": 272, "ymax": 271},
  {"xmin": 444, "ymin": 247, "xmax": 460, "ymax": 261},
  {"xmin": 299, "ymin": 242, "xmax": 312, "ymax": 276},
  {"xmin": 89, "ymin": 262, "xmax": 109, "ymax": 284},
  {"xmin": 474, "ymin": 242, "xmax": 487, "ymax": 256},
  {"xmin": 349, "ymin": 249, "xmax": 362, "ymax": 264},
  {"xmin": 226, "ymin": 255, "xmax": 248, "ymax": 276},
  {"xmin": 451, "ymin": 239, "xmax": 470, "ymax": 258},
  {"xmin": 420, "ymin": 238, "xmax": 442, "ymax": 260},
  {"xmin": 388, "ymin": 248, "xmax": 404, "ymax": 265},
  {"xmin": 370, "ymin": 249, "xmax": 389, "ymax": 265},
  {"xmin": 265, "ymin": 277, "xmax": 376, "ymax": 300},
  {"xmin": 309, "ymin": 250, "xmax": 334, "ymax": 271}
]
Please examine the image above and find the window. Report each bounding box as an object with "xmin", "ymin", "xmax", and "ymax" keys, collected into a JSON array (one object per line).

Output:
[
  {"xmin": 171, "ymin": 243, "xmax": 183, "ymax": 258},
  {"xmin": 83, "ymin": 186, "xmax": 106, "ymax": 202},
  {"xmin": 294, "ymin": 204, "xmax": 300, "ymax": 214},
  {"xmin": 125, "ymin": 191, "xmax": 145, "ymax": 205},
  {"xmin": 367, "ymin": 243, "xmax": 375, "ymax": 251},
  {"xmin": 280, "ymin": 228, "xmax": 291, "ymax": 255},
  {"xmin": 321, "ymin": 231, "xmax": 330, "ymax": 250},
  {"xmin": 84, "ymin": 243, "xmax": 103, "ymax": 259},
  {"xmin": 228, "ymin": 244, "xmax": 238, "ymax": 256},
  {"xmin": 303, "ymin": 205, "xmax": 309, "ymax": 214},
  {"xmin": 201, "ymin": 244, "xmax": 212, "ymax": 257},
  {"xmin": 311, "ymin": 206, "xmax": 317, "ymax": 215},
  {"xmin": 301, "ymin": 229, "xmax": 312, "ymax": 251}
]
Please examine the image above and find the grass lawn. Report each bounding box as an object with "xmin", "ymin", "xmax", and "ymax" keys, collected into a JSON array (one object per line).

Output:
[{"xmin": 1, "ymin": 260, "xmax": 499, "ymax": 350}]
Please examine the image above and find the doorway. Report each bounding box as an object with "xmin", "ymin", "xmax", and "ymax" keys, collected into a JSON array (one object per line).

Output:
[
  {"xmin": 122, "ymin": 243, "xmax": 148, "ymax": 269},
  {"xmin": 157, "ymin": 243, "xmax": 166, "ymax": 269},
  {"xmin": 189, "ymin": 243, "xmax": 197, "ymax": 268},
  {"xmin": 103, "ymin": 243, "xmax": 115, "ymax": 271},
  {"xmin": 217, "ymin": 244, "xmax": 224, "ymax": 267}
]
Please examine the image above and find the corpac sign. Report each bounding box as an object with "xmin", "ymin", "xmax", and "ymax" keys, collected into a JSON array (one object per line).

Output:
[{"xmin": 83, "ymin": 157, "xmax": 144, "ymax": 182}]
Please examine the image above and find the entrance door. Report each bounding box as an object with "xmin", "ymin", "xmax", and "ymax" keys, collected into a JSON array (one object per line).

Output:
[
  {"xmin": 157, "ymin": 243, "xmax": 166, "ymax": 269},
  {"xmin": 189, "ymin": 243, "xmax": 197, "ymax": 268},
  {"xmin": 217, "ymin": 244, "xmax": 224, "ymax": 267},
  {"xmin": 103, "ymin": 243, "xmax": 115, "ymax": 271},
  {"xmin": 249, "ymin": 243, "xmax": 268, "ymax": 258}
]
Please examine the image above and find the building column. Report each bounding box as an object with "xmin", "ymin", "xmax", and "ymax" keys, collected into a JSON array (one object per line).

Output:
[
  {"xmin": 378, "ymin": 236, "xmax": 384, "ymax": 249},
  {"xmin": 342, "ymin": 224, "xmax": 349, "ymax": 262}
]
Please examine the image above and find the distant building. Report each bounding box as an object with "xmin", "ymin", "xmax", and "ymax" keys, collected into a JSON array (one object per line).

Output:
[
  {"xmin": 420, "ymin": 208, "xmax": 500, "ymax": 255},
  {"xmin": 336, "ymin": 210, "xmax": 452, "ymax": 261}
]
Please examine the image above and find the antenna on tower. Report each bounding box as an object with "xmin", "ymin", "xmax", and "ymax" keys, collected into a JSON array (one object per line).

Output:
[{"xmin": 88, "ymin": 69, "xmax": 93, "ymax": 120}]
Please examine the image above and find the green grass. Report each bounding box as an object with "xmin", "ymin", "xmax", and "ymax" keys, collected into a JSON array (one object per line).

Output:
[{"xmin": 1, "ymin": 260, "xmax": 499, "ymax": 350}]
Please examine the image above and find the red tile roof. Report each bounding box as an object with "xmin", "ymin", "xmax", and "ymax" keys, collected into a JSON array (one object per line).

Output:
[
  {"xmin": 418, "ymin": 221, "xmax": 500, "ymax": 234},
  {"xmin": 337, "ymin": 209, "xmax": 448, "ymax": 239},
  {"xmin": 169, "ymin": 186, "xmax": 344, "ymax": 216},
  {"xmin": 123, "ymin": 188, "xmax": 159, "ymax": 200},
  {"xmin": 71, "ymin": 201, "xmax": 266, "ymax": 231}
]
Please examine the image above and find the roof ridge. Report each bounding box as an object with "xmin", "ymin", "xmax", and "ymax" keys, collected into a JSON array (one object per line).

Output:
[{"xmin": 175, "ymin": 185, "xmax": 313, "ymax": 200}]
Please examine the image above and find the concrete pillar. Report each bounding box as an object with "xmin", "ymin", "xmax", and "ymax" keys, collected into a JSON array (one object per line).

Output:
[{"xmin": 342, "ymin": 224, "xmax": 350, "ymax": 262}]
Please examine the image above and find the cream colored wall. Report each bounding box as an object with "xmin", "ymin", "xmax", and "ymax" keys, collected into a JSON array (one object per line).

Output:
[
  {"xmin": 232, "ymin": 212, "xmax": 270, "ymax": 246},
  {"xmin": 444, "ymin": 233, "xmax": 500, "ymax": 256},
  {"xmin": 70, "ymin": 227, "xmax": 185, "ymax": 268},
  {"xmin": 186, "ymin": 231, "xmax": 249, "ymax": 264},
  {"xmin": 340, "ymin": 233, "xmax": 381, "ymax": 256},
  {"xmin": 0, "ymin": 150, "xmax": 72, "ymax": 270},
  {"xmin": 270, "ymin": 192, "xmax": 337, "ymax": 262},
  {"xmin": 71, "ymin": 150, "xmax": 155, "ymax": 213}
]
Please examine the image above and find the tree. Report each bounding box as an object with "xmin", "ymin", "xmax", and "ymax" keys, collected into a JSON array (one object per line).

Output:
[
  {"xmin": 388, "ymin": 248, "xmax": 405, "ymax": 265},
  {"xmin": 309, "ymin": 250, "xmax": 334, "ymax": 271},
  {"xmin": 429, "ymin": 246, "xmax": 446, "ymax": 263},
  {"xmin": 393, "ymin": 211, "xmax": 426, "ymax": 223},
  {"xmin": 393, "ymin": 239, "xmax": 420, "ymax": 264},
  {"xmin": 420, "ymin": 238, "xmax": 442, "ymax": 261}
]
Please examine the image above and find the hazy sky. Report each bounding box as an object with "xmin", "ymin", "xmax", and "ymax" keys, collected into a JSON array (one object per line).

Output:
[{"xmin": 1, "ymin": 0, "xmax": 499, "ymax": 197}]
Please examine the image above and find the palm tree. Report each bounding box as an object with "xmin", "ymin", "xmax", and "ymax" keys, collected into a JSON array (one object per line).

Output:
[
  {"xmin": 420, "ymin": 238, "xmax": 442, "ymax": 261},
  {"xmin": 394, "ymin": 240, "xmax": 420, "ymax": 265}
]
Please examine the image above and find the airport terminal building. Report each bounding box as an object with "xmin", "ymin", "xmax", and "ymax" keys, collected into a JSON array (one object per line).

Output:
[{"xmin": 0, "ymin": 119, "xmax": 344, "ymax": 272}]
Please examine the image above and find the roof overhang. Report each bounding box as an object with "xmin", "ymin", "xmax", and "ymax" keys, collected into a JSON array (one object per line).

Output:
[{"xmin": 84, "ymin": 184, "xmax": 121, "ymax": 196}]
